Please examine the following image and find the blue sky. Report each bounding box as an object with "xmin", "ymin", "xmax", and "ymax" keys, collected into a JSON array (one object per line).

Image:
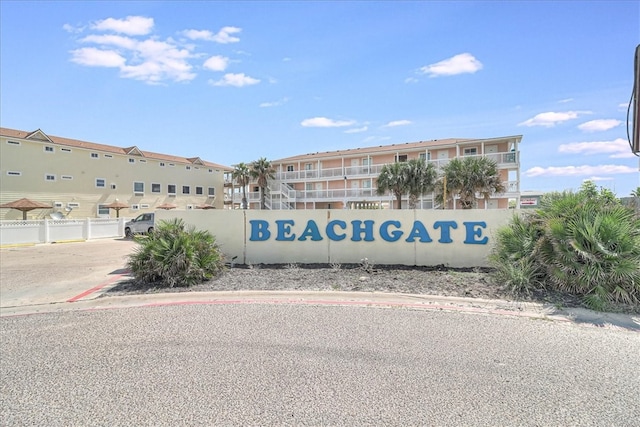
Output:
[{"xmin": 1, "ymin": 1, "xmax": 638, "ymax": 197}]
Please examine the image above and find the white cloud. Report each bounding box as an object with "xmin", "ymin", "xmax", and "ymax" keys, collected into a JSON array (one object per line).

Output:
[
  {"xmin": 213, "ymin": 26, "xmax": 242, "ymax": 43},
  {"xmin": 558, "ymin": 138, "xmax": 636, "ymax": 159},
  {"xmin": 259, "ymin": 97, "xmax": 290, "ymax": 107},
  {"xmin": 518, "ymin": 111, "xmax": 589, "ymax": 127},
  {"xmin": 81, "ymin": 34, "xmax": 137, "ymax": 50},
  {"xmin": 203, "ymin": 55, "xmax": 229, "ymax": 71},
  {"xmin": 419, "ymin": 53, "xmax": 483, "ymax": 77},
  {"xmin": 185, "ymin": 26, "xmax": 242, "ymax": 43},
  {"xmin": 92, "ymin": 16, "xmax": 154, "ymax": 36},
  {"xmin": 404, "ymin": 77, "xmax": 419, "ymax": 84},
  {"xmin": 577, "ymin": 119, "xmax": 622, "ymax": 132},
  {"xmin": 383, "ymin": 120, "xmax": 412, "ymax": 128},
  {"xmin": 70, "ymin": 47, "xmax": 126, "ymax": 67},
  {"xmin": 584, "ymin": 176, "xmax": 614, "ymax": 182},
  {"xmin": 210, "ymin": 73, "xmax": 260, "ymax": 87},
  {"xmin": 344, "ymin": 126, "xmax": 368, "ymax": 133},
  {"xmin": 558, "ymin": 98, "xmax": 574, "ymax": 103},
  {"xmin": 619, "ymin": 102, "xmax": 629, "ymax": 111},
  {"xmin": 301, "ymin": 117, "xmax": 356, "ymax": 128},
  {"xmin": 525, "ymin": 164, "xmax": 637, "ymax": 177}
]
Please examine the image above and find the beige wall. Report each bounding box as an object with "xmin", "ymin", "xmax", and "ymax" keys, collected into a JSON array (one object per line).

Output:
[
  {"xmin": 156, "ymin": 209, "xmax": 514, "ymax": 267},
  {"xmin": 0, "ymin": 135, "xmax": 226, "ymax": 220}
]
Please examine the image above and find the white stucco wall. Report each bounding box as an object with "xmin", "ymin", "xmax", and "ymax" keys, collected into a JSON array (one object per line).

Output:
[{"xmin": 155, "ymin": 209, "xmax": 516, "ymax": 268}]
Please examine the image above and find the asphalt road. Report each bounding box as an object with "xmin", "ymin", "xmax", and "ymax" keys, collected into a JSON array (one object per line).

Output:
[{"xmin": 2, "ymin": 303, "xmax": 639, "ymax": 426}]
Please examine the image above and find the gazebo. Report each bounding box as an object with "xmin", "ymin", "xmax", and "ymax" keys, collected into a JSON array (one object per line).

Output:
[{"xmin": 0, "ymin": 198, "xmax": 53, "ymax": 220}]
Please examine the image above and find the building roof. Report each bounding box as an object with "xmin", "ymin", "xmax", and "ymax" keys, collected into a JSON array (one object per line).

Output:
[
  {"xmin": 273, "ymin": 135, "xmax": 523, "ymax": 163},
  {"xmin": 0, "ymin": 127, "xmax": 232, "ymax": 171}
]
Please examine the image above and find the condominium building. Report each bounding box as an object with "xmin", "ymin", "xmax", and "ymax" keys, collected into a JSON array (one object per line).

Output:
[
  {"xmin": 225, "ymin": 135, "xmax": 522, "ymax": 210},
  {"xmin": 0, "ymin": 127, "xmax": 231, "ymax": 220}
]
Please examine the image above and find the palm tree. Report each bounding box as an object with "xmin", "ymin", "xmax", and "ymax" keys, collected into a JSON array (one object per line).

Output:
[
  {"xmin": 404, "ymin": 158, "xmax": 437, "ymax": 209},
  {"xmin": 376, "ymin": 162, "xmax": 407, "ymax": 209},
  {"xmin": 232, "ymin": 162, "xmax": 251, "ymax": 209},
  {"xmin": 438, "ymin": 156, "xmax": 505, "ymax": 209},
  {"xmin": 250, "ymin": 157, "xmax": 275, "ymax": 210}
]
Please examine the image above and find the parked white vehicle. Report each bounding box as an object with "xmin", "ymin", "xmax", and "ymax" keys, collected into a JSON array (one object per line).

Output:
[{"xmin": 124, "ymin": 213, "xmax": 155, "ymax": 237}]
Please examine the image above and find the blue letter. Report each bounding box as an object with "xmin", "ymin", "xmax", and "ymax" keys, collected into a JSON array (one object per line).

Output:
[
  {"xmin": 405, "ymin": 221, "xmax": 433, "ymax": 243},
  {"xmin": 249, "ymin": 220, "xmax": 270, "ymax": 241},
  {"xmin": 298, "ymin": 220, "xmax": 323, "ymax": 241},
  {"xmin": 433, "ymin": 221, "xmax": 457, "ymax": 243},
  {"xmin": 380, "ymin": 220, "xmax": 403, "ymax": 242},
  {"xmin": 326, "ymin": 220, "xmax": 347, "ymax": 241},
  {"xmin": 463, "ymin": 221, "xmax": 488, "ymax": 245},
  {"xmin": 275, "ymin": 220, "xmax": 295, "ymax": 241},
  {"xmin": 351, "ymin": 220, "xmax": 375, "ymax": 242}
]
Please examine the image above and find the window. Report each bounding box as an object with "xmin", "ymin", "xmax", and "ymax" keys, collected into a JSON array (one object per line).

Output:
[
  {"xmin": 208, "ymin": 169, "xmax": 213, "ymax": 173},
  {"xmin": 7, "ymin": 140, "xmax": 20, "ymax": 146},
  {"xmin": 362, "ymin": 158, "xmax": 370, "ymax": 166},
  {"xmin": 464, "ymin": 148, "xmax": 478, "ymax": 156},
  {"xmin": 67, "ymin": 203, "xmax": 80, "ymax": 208},
  {"xmin": 287, "ymin": 165, "xmax": 294, "ymax": 172},
  {"xmin": 363, "ymin": 180, "xmax": 371, "ymax": 189},
  {"xmin": 133, "ymin": 182, "xmax": 144, "ymax": 194},
  {"xmin": 305, "ymin": 183, "xmax": 313, "ymax": 191},
  {"xmin": 169, "ymin": 163, "xmax": 175, "ymax": 167},
  {"xmin": 104, "ymin": 154, "xmax": 113, "ymax": 158},
  {"xmin": 131, "ymin": 204, "xmax": 140, "ymax": 211},
  {"xmin": 54, "ymin": 202, "xmax": 63, "ymax": 208},
  {"xmin": 45, "ymin": 174, "xmax": 56, "ymax": 182},
  {"xmin": 419, "ymin": 153, "xmax": 426, "ymax": 160},
  {"xmin": 182, "ymin": 185, "xmax": 190, "ymax": 195},
  {"xmin": 44, "ymin": 146, "xmax": 54, "ymax": 153},
  {"xmin": 91, "ymin": 153, "xmax": 99, "ymax": 159},
  {"xmin": 396, "ymin": 154, "xmax": 407, "ymax": 162},
  {"xmin": 168, "ymin": 184, "xmax": 176, "ymax": 195},
  {"xmin": 61, "ymin": 148, "xmax": 72, "ymax": 153},
  {"xmin": 139, "ymin": 159, "xmax": 146, "ymax": 163},
  {"xmin": 128, "ymin": 158, "xmax": 135, "ymax": 163},
  {"xmin": 151, "ymin": 183, "xmax": 161, "ymax": 193},
  {"xmin": 140, "ymin": 204, "xmax": 150, "ymax": 209},
  {"xmin": 110, "ymin": 184, "xmax": 117, "ymax": 189},
  {"xmin": 96, "ymin": 178, "xmax": 106, "ymax": 188},
  {"xmin": 208, "ymin": 187, "xmax": 215, "ymax": 197},
  {"xmin": 61, "ymin": 175, "xmax": 73, "ymax": 180},
  {"xmin": 196, "ymin": 186, "xmax": 203, "ymax": 195},
  {"xmin": 160, "ymin": 162, "xmax": 165, "ymax": 167},
  {"xmin": 97, "ymin": 204, "xmax": 110, "ymax": 216},
  {"xmin": 186, "ymin": 205, "xmax": 194, "ymax": 210},
  {"xmin": 304, "ymin": 163, "xmax": 313, "ymax": 170},
  {"xmin": 186, "ymin": 165, "xmax": 192, "ymax": 171},
  {"xmin": 7, "ymin": 171, "xmax": 22, "ymax": 176}
]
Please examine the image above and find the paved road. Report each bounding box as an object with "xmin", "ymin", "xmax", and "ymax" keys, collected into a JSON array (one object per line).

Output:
[
  {"xmin": 0, "ymin": 239, "xmax": 136, "ymax": 307},
  {"xmin": 2, "ymin": 304, "xmax": 639, "ymax": 426}
]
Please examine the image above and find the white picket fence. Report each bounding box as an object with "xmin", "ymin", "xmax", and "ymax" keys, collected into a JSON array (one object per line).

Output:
[{"xmin": 0, "ymin": 218, "xmax": 129, "ymax": 245}]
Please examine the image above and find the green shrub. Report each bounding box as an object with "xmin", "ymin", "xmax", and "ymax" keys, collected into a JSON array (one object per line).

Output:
[
  {"xmin": 127, "ymin": 218, "xmax": 225, "ymax": 287},
  {"xmin": 490, "ymin": 182, "xmax": 640, "ymax": 311}
]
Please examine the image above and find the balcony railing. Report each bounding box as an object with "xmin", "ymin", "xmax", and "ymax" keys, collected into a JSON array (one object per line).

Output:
[{"xmin": 274, "ymin": 151, "xmax": 518, "ymax": 181}]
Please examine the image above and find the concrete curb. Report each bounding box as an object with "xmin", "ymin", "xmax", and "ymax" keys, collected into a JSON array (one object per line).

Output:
[{"xmin": 2, "ymin": 289, "xmax": 638, "ymax": 332}]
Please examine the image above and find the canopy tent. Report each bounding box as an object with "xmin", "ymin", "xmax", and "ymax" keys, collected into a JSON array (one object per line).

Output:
[{"xmin": 0, "ymin": 198, "xmax": 53, "ymax": 220}]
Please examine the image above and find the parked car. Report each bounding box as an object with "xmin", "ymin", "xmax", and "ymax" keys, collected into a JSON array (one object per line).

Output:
[{"xmin": 124, "ymin": 213, "xmax": 155, "ymax": 237}]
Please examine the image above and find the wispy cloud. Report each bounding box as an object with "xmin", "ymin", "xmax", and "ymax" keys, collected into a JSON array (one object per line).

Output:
[
  {"xmin": 92, "ymin": 16, "xmax": 154, "ymax": 36},
  {"xmin": 525, "ymin": 164, "xmax": 637, "ymax": 177},
  {"xmin": 70, "ymin": 47, "xmax": 126, "ymax": 67},
  {"xmin": 68, "ymin": 17, "xmax": 251, "ymax": 85},
  {"xmin": 259, "ymin": 97, "xmax": 290, "ymax": 107},
  {"xmin": 584, "ymin": 176, "xmax": 614, "ymax": 182},
  {"xmin": 383, "ymin": 120, "xmax": 412, "ymax": 128},
  {"xmin": 419, "ymin": 53, "xmax": 482, "ymax": 77},
  {"xmin": 558, "ymin": 98, "xmax": 574, "ymax": 103},
  {"xmin": 558, "ymin": 138, "xmax": 635, "ymax": 158},
  {"xmin": 344, "ymin": 126, "xmax": 368, "ymax": 133},
  {"xmin": 203, "ymin": 55, "xmax": 229, "ymax": 71},
  {"xmin": 301, "ymin": 117, "xmax": 356, "ymax": 128},
  {"xmin": 209, "ymin": 73, "xmax": 260, "ymax": 87},
  {"xmin": 182, "ymin": 26, "xmax": 241, "ymax": 43},
  {"xmin": 518, "ymin": 111, "xmax": 590, "ymax": 127},
  {"xmin": 577, "ymin": 119, "xmax": 622, "ymax": 132}
]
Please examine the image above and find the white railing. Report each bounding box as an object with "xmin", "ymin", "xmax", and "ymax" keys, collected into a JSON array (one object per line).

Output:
[{"xmin": 0, "ymin": 218, "xmax": 127, "ymax": 246}]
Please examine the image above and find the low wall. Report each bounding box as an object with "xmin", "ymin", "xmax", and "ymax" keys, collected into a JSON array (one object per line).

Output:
[
  {"xmin": 156, "ymin": 209, "xmax": 516, "ymax": 268},
  {"xmin": 0, "ymin": 218, "xmax": 126, "ymax": 245}
]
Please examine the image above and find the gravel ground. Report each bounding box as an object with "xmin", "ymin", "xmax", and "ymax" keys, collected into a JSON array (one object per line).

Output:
[{"xmin": 106, "ymin": 264, "xmax": 596, "ymax": 310}]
